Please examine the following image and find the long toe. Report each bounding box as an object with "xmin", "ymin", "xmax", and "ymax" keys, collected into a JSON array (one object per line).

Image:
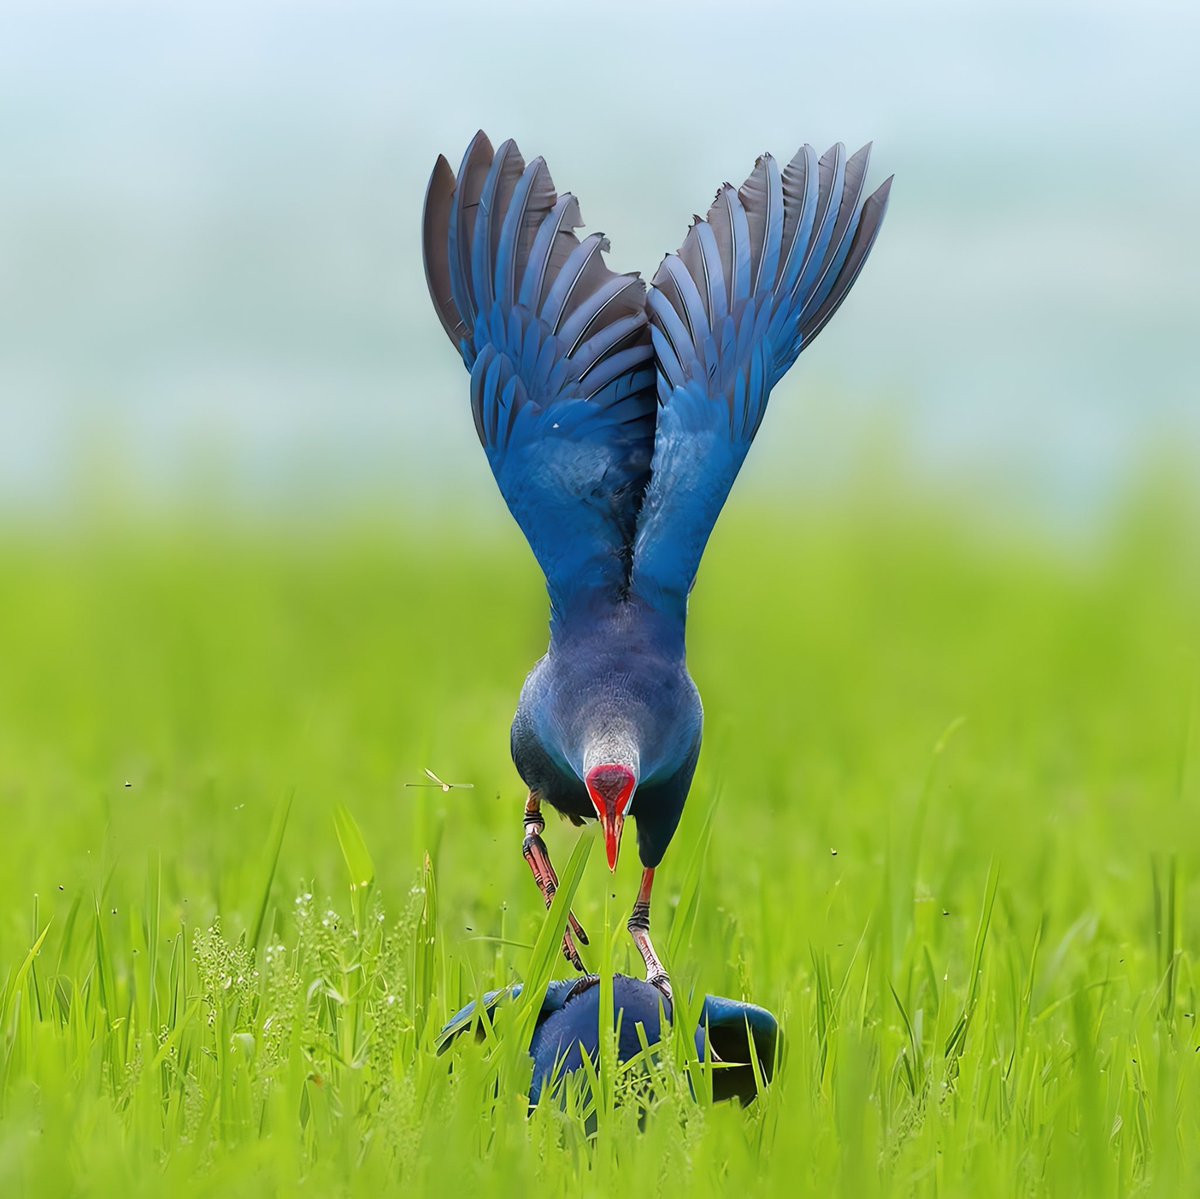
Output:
[
  {"xmin": 561, "ymin": 929, "xmax": 585, "ymax": 972},
  {"xmin": 568, "ymin": 910, "xmax": 589, "ymax": 946}
]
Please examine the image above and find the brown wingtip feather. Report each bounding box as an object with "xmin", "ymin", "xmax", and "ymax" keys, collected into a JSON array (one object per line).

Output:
[
  {"xmin": 422, "ymin": 154, "xmax": 467, "ymax": 343},
  {"xmin": 860, "ymin": 175, "xmax": 894, "ymax": 223},
  {"xmin": 466, "ymin": 129, "xmax": 493, "ymax": 157}
]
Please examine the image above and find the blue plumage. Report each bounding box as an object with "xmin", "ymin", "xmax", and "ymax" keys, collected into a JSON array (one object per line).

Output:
[
  {"xmin": 422, "ymin": 132, "xmax": 891, "ymax": 991},
  {"xmin": 423, "ymin": 133, "xmax": 656, "ymax": 626},
  {"xmin": 438, "ymin": 975, "xmax": 780, "ymax": 1108},
  {"xmin": 634, "ymin": 143, "xmax": 891, "ymax": 616}
]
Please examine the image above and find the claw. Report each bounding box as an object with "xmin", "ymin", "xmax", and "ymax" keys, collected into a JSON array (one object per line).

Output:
[
  {"xmin": 568, "ymin": 910, "xmax": 589, "ymax": 946},
  {"xmin": 562, "ymin": 929, "xmax": 585, "ymax": 972}
]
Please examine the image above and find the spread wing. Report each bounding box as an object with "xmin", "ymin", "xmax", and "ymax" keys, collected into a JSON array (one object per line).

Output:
[
  {"xmin": 631, "ymin": 142, "xmax": 892, "ymax": 617},
  {"xmin": 423, "ymin": 132, "xmax": 656, "ymax": 627}
]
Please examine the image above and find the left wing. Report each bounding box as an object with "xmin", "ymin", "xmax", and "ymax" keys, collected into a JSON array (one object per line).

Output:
[
  {"xmin": 631, "ymin": 142, "xmax": 892, "ymax": 617},
  {"xmin": 422, "ymin": 132, "xmax": 656, "ymax": 628}
]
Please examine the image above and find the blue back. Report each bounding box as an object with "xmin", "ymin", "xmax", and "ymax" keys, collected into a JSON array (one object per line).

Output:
[{"xmin": 438, "ymin": 974, "xmax": 780, "ymax": 1107}]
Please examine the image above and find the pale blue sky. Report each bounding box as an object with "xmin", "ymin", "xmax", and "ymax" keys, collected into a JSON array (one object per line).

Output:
[{"xmin": 1, "ymin": 1, "xmax": 1197, "ymax": 530}]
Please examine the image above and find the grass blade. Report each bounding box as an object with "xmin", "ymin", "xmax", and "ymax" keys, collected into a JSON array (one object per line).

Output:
[{"xmin": 250, "ymin": 788, "xmax": 294, "ymax": 948}]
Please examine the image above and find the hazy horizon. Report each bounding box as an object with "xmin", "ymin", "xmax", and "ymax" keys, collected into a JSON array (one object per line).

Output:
[{"xmin": 2, "ymin": 0, "xmax": 1197, "ymax": 534}]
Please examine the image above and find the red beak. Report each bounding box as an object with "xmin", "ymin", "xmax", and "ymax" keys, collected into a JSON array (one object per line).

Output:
[{"xmin": 584, "ymin": 764, "xmax": 636, "ymax": 872}]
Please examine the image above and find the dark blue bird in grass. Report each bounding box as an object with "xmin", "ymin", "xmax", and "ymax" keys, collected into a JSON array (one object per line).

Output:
[
  {"xmin": 423, "ymin": 132, "xmax": 890, "ymax": 998},
  {"xmin": 440, "ymin": 975, "xmax": 780, "ymax": 1109}
]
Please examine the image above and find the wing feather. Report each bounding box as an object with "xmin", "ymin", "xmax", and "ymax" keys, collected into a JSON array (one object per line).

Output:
[
  {"xmin": 560, "ymin": 274, "xmax": 642, "ymax": 353},
  {"xmin": 422, "ymin": 134, "xmax": 656, "ymax": 627},
  {"xmin": 495, "ymin": 157, "xmax": 555, "ymax": 308},
  {"xmin": 632, "ymin": 140, "xmax": 892, "ymax": 615},
  {"xmin": 448, "ymin": 131, "xmax": 494, "ymax": 329},
  {"xmin": 422, "ymin": 156, "xmax": 467, "ymax": 343},
  {"xmin": 471, "ymin": 138, "xmax": 520, "ymax": 313}
]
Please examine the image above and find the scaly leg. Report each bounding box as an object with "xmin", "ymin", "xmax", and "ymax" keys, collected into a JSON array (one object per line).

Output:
[
  {"xmin": 522, "ymin": 791, "xmax": 589, "ymax": 970},
  {"xmin": 629, "ymin": 867, "xmax": 671, "ymax": 1002}
]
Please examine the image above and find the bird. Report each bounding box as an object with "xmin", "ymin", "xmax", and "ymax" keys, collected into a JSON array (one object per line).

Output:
[
  {"xmin": 439, "ymin": 973, "xmax": 780, "ymax": 1109},
  {"xmin": 422, "ymin": 131, "xmax": 891, "ymax": 1000}
]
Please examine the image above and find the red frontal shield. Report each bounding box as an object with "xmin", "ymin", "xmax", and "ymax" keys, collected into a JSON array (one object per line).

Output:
[{"xmin": 584, "ymin": 764, "xmax": 636, "ymax": 871}]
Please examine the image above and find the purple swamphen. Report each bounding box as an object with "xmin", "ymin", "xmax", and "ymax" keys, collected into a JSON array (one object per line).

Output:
[
  {"xmin": 422, "ymin": 132, "xmax": 891, "ymax": 999},
  {"xmin": 439, "ymin": 975, "xmax": 779, "ymax": 1109}
]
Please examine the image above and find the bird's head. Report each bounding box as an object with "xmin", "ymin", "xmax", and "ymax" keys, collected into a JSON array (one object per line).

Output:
[{"xmin": 584, "ymin": 763, "xmax": 637, "ymax": 872}]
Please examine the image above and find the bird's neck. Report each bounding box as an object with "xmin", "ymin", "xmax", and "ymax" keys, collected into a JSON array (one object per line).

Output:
[
  {"xmin": 548, "ymin": 592, "xmax": 686, "ymax": 658},
  {"xmin": 582, "ymin": 730, "xmax": 641, "ymax": 778}
]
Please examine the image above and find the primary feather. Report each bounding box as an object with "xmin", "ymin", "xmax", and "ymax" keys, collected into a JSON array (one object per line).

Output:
[
  {"xmin": 422, "ymin": 132, "xmax": 657, "ymax": 629},
  {"xmin": 632, "ymin": 143, "xmax": 892, "ymax": 618}
]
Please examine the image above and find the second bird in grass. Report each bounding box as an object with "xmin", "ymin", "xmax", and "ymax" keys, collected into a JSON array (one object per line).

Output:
[{"xmin": 422, "ymin": 131, "xmax": 891, "ymax": 999}]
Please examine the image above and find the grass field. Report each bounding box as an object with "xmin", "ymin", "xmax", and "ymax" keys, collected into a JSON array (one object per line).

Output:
[{"xmin": 1, "ymin": 474, "xmax": 1198, "ymax": 1196}]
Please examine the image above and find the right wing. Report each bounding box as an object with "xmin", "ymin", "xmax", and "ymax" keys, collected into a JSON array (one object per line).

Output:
[
  {"xmin": 630, "ymin": 142, "xmax": 892, "ymax": 617},
  {"xmin": 423, "ymin": 133, "xmax": 656, "ymax": 627}
]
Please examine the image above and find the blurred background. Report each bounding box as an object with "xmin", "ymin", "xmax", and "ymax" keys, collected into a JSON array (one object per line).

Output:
[
  {"xmin": 4, "ymin": 9, "xmax": 1200, "ymax": 1183},
  {"xmin": 1, "ymin": 0, "xmax": 1198, "ymax": 949},
  {"xmin": 2, "ymin": 0, "xmax": 1197, "ymax": 535}
]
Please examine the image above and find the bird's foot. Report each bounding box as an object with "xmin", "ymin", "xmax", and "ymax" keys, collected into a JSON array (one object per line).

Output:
[
  {"xmin": 646, "ymin": 972, "xmax": 673, "ymax": 1006},
  {"xmin": 561, "ymin": 924, "xmax": 587, "ymax": 972},
  {"xmin": 564, "ymin": 971, "xmax": 671, "ymax": 1005},
  {"xmin": 628, "ymin": 875, "xmax": 671, "ymax": 1006},
  {"xmin": 567, "ymin": 909, "xmax": 589, "ymax": 947},
  {"xmin": 547, "ymin": 887, "xmax": 588, "ymax": 970},
  {"xmin": 565, "ymin": 973, "xmax": 602, "ymax": 1001}
]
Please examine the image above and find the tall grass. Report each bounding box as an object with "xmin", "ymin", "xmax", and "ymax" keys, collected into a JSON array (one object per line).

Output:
[{"xmin": 0, "ymin": 475, "xmax": 1198, "ymax": 1194}]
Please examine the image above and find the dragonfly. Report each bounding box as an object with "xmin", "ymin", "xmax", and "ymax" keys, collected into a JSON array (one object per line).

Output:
[{"xmin": 405, "ymin": 768, "xmax": 474, "ymax": 793}]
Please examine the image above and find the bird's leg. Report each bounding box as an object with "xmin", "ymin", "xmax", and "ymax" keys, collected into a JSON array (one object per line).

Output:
[
  {"xmin": 522, "ymin": 791, "xmax": 589, "ymax": 970},
  {"xmin": 629, "ymin": 868, "xmax": 671, "ymax": 1002}
]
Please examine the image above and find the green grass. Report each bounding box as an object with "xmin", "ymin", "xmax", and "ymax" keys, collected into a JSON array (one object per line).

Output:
[{"xmin": 1, "ymin": 476, "xmax": 1198, "ymax": 1196}]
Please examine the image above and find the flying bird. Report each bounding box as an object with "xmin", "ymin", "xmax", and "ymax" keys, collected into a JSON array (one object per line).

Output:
[{"xmin": 422, "ymin": 131, "xmax": 890, "ymax": 999}]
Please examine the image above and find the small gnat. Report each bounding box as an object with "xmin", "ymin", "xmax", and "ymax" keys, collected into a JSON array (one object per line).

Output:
[{"xmin": 406, "ymin": 768, "xmax": 473, "ymax": 792}]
